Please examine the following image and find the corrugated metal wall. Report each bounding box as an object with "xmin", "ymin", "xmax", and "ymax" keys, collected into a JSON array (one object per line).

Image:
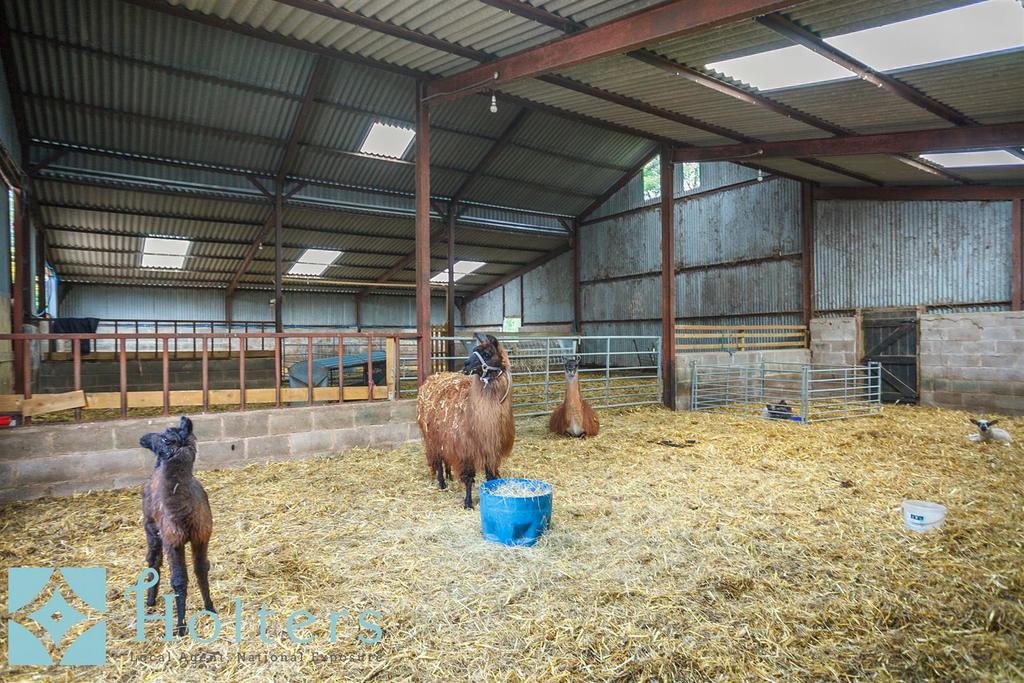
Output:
[
  {"xmin": 579, "ymin": 172, "xmax": 803, "ymax": 330},
  {"xmin": 62, "ymin": 284, "xmax": 454, "ymax": 328},
  {"xmin": 0, "ymin": 54, "xmax": 20, "ymax": 165},
  {"xmin": 463, "ymin": 250, "xmax": 573, "ymax": 329},
  {"xmin": 815, "ymin": 200, "xmax": 1013, "ymax": 311}
]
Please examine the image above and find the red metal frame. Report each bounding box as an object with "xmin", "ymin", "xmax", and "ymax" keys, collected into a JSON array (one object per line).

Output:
[
  {"xmin": 660, "ymin": 147, "xmax": 676, "ymax": 408},
  {"xmin": 671, "ymin": 122, "xmax": 1024, "ymax": 163},
  {"xmin": 1013, "ymin": 199, "xmax": 1023, "ymax": 312},
  {"xmin": 415, "ymin": 82, "xmax": 432, "ymax": 386},
  {"xmin": 426, "ymin": 0, "xmax": 799, "ymax": 101},
  {"xmin": 2, "ymin": 331, "xmax": 415, "ymax": 423}
]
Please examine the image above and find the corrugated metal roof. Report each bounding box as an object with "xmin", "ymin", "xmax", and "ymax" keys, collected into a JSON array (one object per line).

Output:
[{"xmin": 556, "ymin": 56, "xmax": 826, "ymax": 143}]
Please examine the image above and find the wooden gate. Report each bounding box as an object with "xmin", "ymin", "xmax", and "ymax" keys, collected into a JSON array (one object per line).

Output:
[{"xmin": 860, "ymin": 309, "xmax": 918, "ymax": 403}]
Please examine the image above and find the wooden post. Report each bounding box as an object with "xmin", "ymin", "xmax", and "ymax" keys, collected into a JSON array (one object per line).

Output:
[
  {"xmin": 415, "ymin": 81, "xmax": 432, "ymax": 386},
  {"xmin": 660, "ymin": 146, "xmax": 676, "ymax": 409},
  {"xmin": 1012, "ymin": 198, "xmax": 1022, "ymax": 311},
  {"xmin": 274, "ymin": 186, "xmax": 284, "ymax": 333},
  {"xmin": 446, "ymin": 205, "xmax": 456, "ymax": 370},
  {"xmin": 801, "ymin": 181, "xmax": 815, "ymax": 325}
]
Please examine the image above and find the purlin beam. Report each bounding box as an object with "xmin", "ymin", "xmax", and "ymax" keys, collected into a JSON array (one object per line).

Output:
[
  {"xmin": 426, "ymin": 0, "xmax": 800, "ymax": 100},
  {"xmin": 671, "ymin": 122, "xmax": 1024, "ymax": 163},
  {"xmin": 476, "ymin": 0, "xmax": 584, "ymax": 33}
]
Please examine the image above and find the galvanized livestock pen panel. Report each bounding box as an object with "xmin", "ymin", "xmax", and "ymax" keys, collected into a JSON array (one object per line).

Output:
[
  {"xmin": 689, "ymin": 361, "xmax": 882, "ymax": 423},
  {"xmin": 400, "ymin": 335, "xmax": 662, "ymax": 417}
]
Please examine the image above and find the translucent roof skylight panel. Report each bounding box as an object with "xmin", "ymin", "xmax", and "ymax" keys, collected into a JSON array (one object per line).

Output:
[
  {"xmin": 360, "ymin": 122, "xmax": 416, "ymax": 158},
  {"xmin": 287, "ymin": 262, "xmax": 330, "ymax": 277},
  {"xmin": 919, "ymin": 150, "xmax": 1024, "ymax": 167},
  {"xmin": 143, "ymin": 237, "xmax": 191, "ymax": 255},
  {"xmin": 706, "ymin": 45, "xmax": 854, "ymax": 91},
  {"xmin": 826, "ymin": 0, "xmax": 1024, "ymax": 72},
  {"xmin": 298, "ymin": 249, "xmax": 343, "ymax": 265},
  {"xmin": 141, "ymin": 253, "xmax": 187, "ymax": 269}
]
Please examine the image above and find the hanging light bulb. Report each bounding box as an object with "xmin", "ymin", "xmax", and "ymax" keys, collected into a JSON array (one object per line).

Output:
[
  {"xmin": 757, "ymin": 169, "xmax": 764, "ymax": 182},
  {"xmin": 489, "ymin": 92, "xmax": 497, "ymax": 114}
]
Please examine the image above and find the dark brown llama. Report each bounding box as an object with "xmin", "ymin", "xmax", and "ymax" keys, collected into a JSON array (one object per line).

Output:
[
  {"xmin": 139, "ymin": 416, "xmax": 214, "ymax": 637},
  {"xmin": 549, "ymin": 355, "xmax": 600, "ymax": 437},
  {"xmin": 417, "ymin": 333, "xmax": 515, "ymax": 509}
]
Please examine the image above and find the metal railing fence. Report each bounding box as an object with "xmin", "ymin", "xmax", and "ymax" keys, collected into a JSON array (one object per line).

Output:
[
  {"xmin": 401, "ymin": 335, "xmax": 662, "ymax": 417},
  {"xmin": 690, "ymin": 360, "xmax": 881, "ymax": 423}
]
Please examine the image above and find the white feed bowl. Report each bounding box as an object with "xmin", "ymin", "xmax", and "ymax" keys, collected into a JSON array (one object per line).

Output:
[{"xmin": 902, "ymin": 499, "xmax": 947, "ymax": 532}]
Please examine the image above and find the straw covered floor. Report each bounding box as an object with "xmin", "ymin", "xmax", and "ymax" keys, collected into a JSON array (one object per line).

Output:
[{"xmin": 1, "ymin": 405, "xmax": 1022, "ymax": 681}]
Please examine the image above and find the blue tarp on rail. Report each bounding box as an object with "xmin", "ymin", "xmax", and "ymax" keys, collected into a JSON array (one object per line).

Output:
[{"xmin": 287, "ymin": 352, "xmax": 388, "ymax": 388}]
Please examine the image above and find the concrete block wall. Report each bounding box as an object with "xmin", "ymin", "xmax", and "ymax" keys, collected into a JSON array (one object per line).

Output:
[
  {"xmin": 0, "ymin": 400, "xmax": 420, "ymax": 502},
  {"xmin": 809, "ymin": 317, "xmax": 859, "ymax": 367},
  {"xmin": 675, "ymin": 348, "xmax": 811, "ymax": 409},
  {"xmin": 920, "ymin": 312, "xmax": 1024, "ymax": 415}
]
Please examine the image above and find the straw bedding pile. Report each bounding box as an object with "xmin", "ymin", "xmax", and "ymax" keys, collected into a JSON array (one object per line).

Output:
[
  {"xmin": 488, "ymin": 480, "xmax": 550, "ymax": 498},
  {"xmin": 1, "ymin": 405, "xmax": 1021, "ymax": 681}
]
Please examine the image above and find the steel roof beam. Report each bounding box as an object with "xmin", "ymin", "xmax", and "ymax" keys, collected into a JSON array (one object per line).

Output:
[
  {"xmin": 426, "ymin": 0, "xmax": 800, "ymax": 101},
  {"xmin": 450, "ymin": 109, "xmax": 531, "ymax": 204},
  {"xmin": 813, "ymin": 186, "xmax": 1024, "ymax": 201},
  {"xmin": 630, "ymin": 50, "xmax": 970, "ymax": 184},
  {"xmin": 576, "ymin": 145, "xmax": 658, "ymax": 222},
  {"xmin": 475, "ymin": 0, "xmax": 584, "ymax": 33},
  {"xmin": 757, "ymin": 12, "xmax": 1024, "ymax": 163},
  {"xmin": 541, "ymin": 74, "xmax": 881, "ymax": 186},
  {"xmin": 227, "ymin": 56, "xmax": 329, "ymax": 297},
  {"xmin": 42, "ymin": 222, "xmax": 548, "ymax": 259},
  {"xmin": 670, "ymin": 122, "xmax": 1024, "ymax": 162}
]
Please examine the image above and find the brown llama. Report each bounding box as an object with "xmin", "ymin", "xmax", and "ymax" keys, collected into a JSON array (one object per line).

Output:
[
  {"xmin": 417, "ymin": 333, "xmax": 515, "ymax": 509},
  {"xmin": 139, "ymin": 416, "xmax": 214, "ymax": 637},
  {"xmin": 549, "ymin": 355, "xmax": 599, "ymax": 438}
]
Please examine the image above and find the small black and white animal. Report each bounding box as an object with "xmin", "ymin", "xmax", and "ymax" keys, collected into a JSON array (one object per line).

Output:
[
  {"xmin": 761, "ymin": 400, "xmax": 794, "ymax": 420},
  {"xmin": 968, "ymin": 418, "xmax": 1013, "ymax": 445}
]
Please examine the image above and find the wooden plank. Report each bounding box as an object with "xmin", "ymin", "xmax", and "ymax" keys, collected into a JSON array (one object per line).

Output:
[
  {"xmin": 675, "ymin": 324, "xmax": 807, "ymax": 330},
  {"xmin": 675, "ymin": 331, "xmax": 806, "ymax": 338},
  {"xmin": 0, "ymin": 395, "xmax": 22, "ymax": 412},
  {"xmin": 22, "ymin": 390, "xmax": 87, "ymax": 417},
  {"xmin": 29, "ymin": 385, "xmax": 392, "ymax": 411},
  {"xmin": 676, "ymin": 340, "xmax": 808, "ymax": 350}
]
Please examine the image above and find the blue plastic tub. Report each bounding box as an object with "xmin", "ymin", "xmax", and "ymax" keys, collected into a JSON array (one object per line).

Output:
[{"xmin": 479, "ymin": 478, "xmax": 552, "ymax": 547}]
